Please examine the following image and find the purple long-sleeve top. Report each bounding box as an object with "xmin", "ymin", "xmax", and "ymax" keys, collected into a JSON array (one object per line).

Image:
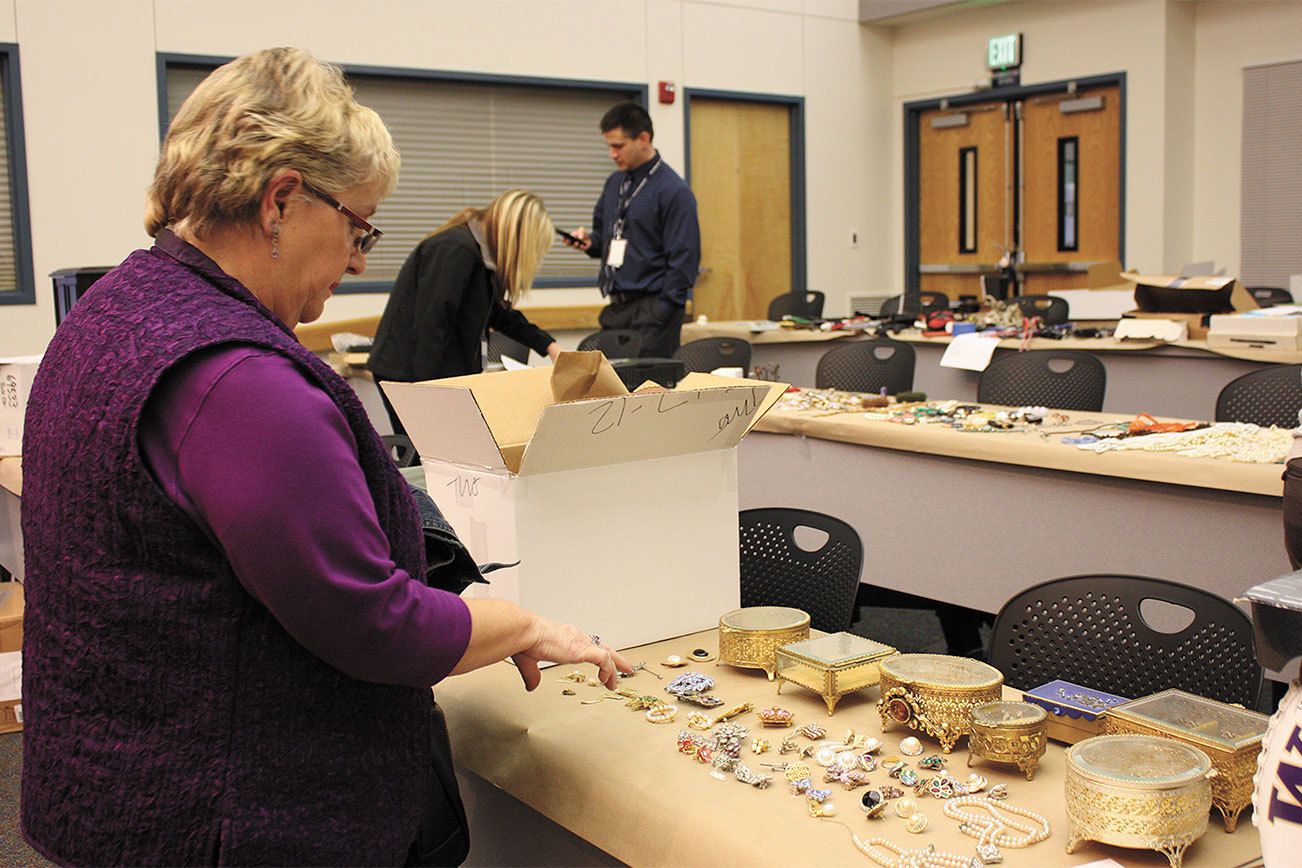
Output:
[{"xmin": 138, "ymin": 342, "xmax": 472, "ymax": 687}]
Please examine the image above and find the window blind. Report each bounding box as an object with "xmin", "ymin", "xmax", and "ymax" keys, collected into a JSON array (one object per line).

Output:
[
  {"xmin": 165, "ymin": 64, "xmax": 632, "ymax": 288},
  {"xmin": 1241, "ymin": 61, "xmax": 1302, "ymax": 290},
  {"xmin": 0, "ymin": 60, "xmax": 17, "ymax": 295}
]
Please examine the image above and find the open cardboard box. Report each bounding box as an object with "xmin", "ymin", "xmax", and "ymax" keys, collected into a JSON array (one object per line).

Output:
[
  {"xmin": 1119, "ymin": 272, "xmax": 1258, "ymax": 341},
  {"xmin": 383, "ymin": 352, "xmax": 787, "ymax": 651},
  {"xmin": 0, "ymin": 356, "xmax": 41, "ymax": 456},
  {"xmin": 0, "ymin": 650, "xmax": 19, "ymax": 734}
]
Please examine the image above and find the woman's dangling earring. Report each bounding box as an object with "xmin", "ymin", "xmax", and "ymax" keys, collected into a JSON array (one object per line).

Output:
[{"xmin": 270, "ymin": 219, "xmax": 281, "ymax": 259}]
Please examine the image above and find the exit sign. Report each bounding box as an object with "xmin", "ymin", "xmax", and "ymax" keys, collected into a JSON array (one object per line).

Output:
[{"xmin": 988, "ymin": 33, "xmax": 1022, "ymax": 70}]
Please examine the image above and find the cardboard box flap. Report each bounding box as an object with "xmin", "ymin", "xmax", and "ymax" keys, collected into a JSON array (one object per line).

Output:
[
  {"xmin": 418, "ymin": 366, "xmax": 557, "ymax": 455},
  {"xmin": 379, "ymin": 381, "xmax": 508, "ymax": 473},
  {"xmin": 678, "ymin": 373, "xmax": 788, "ymax": 435},
  {"xmin": 1121, "ymin": 272, "xmax": 1258, "ymax": 313},
  {"xmin": 0, "ymin": 457, "xmax": 19, "ymax": 497},
  {"xmin": 518, "ymin": 382, "xmax": 785, "ymax": 476}
]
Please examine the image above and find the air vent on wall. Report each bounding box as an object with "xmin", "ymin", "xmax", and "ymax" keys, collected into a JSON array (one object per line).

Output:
[{"xmin": 849, "ymin": 294, "xmax": 894, "ymax": 316}]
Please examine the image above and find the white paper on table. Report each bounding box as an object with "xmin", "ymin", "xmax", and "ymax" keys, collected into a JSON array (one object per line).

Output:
[
  {"xmin": 1049, "ymin": 289, "xmax": 1134, "ymax": 320},
  {"xmin": 939, "ymin": 334, "xmax": 1001, "ymax": 371},
  {"xmin": 1115, "ymin": 318, "xmax": 1187, "ymax": 342},
  {"xmin": 500, "ymin": 355, "xmax": 529, "ymax": 371},
  {"xmin": 0, "ymin": 651, "xmax": 20, "ymax": 702},
  {"xmin": 1073, "ymin": 861, "xmax": 1125, "ymax": 868}
]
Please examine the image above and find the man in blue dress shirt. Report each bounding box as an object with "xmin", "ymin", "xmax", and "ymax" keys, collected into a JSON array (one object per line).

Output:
[{"xmin": 567, "ymin": 102, "xmax": 701, "ymax": 358}]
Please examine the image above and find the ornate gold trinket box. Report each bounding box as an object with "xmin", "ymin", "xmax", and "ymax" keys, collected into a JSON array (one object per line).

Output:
[
  {"xmin": 1103, "ymin": 688, "xmax": 1267, "ymax": 833},
  {"xmin": 717, "ymin": 607, "xmax": 810, "ymax": 679},
  {"xmin": 774, "ymin": 632, "xmax": 897, "ymax": 715},
  {"xmin": 877, "ymin": 653, "xmax": 1003, "ymax": 752},
  {"xmin": 968, "ymin": 700, "xmax": 1048, "ymax": 780},
  {"xmin": 1065, "ymin": 734, "xmax": 1214, "ymax": 868}
]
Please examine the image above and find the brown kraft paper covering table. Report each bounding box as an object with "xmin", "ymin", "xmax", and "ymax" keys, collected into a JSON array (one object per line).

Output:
[
  {"xmin": 434, "ymin": 629, "xmax": 1262, "ymax": 867},
  {"xmin": 681, "ymin": 321, "xmax": 1299, "ymax": 420}
]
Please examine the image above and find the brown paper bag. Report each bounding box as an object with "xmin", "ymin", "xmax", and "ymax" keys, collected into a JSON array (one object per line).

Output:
[{"xmin": 550, "ymin": 351, "xmax": 629, "ymax": 402}]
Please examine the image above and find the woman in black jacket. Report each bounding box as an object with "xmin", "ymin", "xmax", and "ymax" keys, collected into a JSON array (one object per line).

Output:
[{"xmin": 368, "ymin": 189, "xmax": 559, "ymax": 434}]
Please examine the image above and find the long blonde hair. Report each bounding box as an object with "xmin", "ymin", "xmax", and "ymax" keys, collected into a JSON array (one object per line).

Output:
[
  {"xmin": 145, "ymin": 47, "xmax": 399, "ymax": 238},
  {"xmin": 436, "ymin": 190, "xmax": 553, "ymax": 305}
]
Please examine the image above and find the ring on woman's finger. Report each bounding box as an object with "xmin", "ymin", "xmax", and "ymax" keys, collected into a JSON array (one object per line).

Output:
[{"xmin": 590, "ymin": 634, "xmax": 601, "ymax": 646}]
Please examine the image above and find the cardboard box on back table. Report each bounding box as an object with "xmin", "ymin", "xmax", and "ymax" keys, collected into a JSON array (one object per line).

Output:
[
  {"xmin": 1119, "ymin": 273, "xmax": 1258, "ymax": 341},
  {"xmin": 384, "ymin": 352, "xmax": 787, "ymax": 652}
]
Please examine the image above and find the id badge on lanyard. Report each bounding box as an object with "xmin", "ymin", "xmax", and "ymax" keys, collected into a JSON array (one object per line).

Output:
[
  {"xmin": 605, "ymin": 158, "xmax": 660, "ymax": 272},
  {"xmin": 607, "ymin": 237, "xmax": 628, "ymax": 269}
]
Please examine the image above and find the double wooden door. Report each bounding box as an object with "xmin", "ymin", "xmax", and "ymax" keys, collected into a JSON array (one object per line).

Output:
[{"xmin": 918, "ymin": 84, "xmax": 1121, "ymax": 298}]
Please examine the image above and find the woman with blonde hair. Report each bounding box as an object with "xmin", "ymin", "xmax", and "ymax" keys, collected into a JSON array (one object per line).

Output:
[
  {"xmin": 20, "ymin": 48, "xmax": 627, "ymax": 866},
  {"xmin": 368, "ymin": 189, "xmax": 560, "ymax": 434}
]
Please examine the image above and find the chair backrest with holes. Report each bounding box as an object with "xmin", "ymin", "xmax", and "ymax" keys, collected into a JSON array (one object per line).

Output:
[
  {"xmin": 815, "ymin": 338, "xmax": 916, "ymax": 394},
  {"xmin": 739, "ymin": 508, "xmax": 863, "ymax": 633},
  {"xmin": 1215, "ymin": 364, "xmax": 1302, "ymax": 429},
  {"xmin": 977, "ymin": 349, "xmax": 1106, "ymax": 411},
  {"xmin": 987, "ymin": 574, "xmax": 1262, "ymax": 706}
]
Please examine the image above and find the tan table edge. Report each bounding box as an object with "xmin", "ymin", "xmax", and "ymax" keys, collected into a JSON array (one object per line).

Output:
[
  {"xmin": 681, "ymin": 321, "xmax": 856, "ymax": 344},
  {"xmin": 753, "ymin": 406, "xmax": 1283, "ymax": 498}
]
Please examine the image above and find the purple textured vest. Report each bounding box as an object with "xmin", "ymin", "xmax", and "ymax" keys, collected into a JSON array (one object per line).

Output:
[{"xmin": 21, "ymin": 240, "xmax": 430, "ymax": 865}]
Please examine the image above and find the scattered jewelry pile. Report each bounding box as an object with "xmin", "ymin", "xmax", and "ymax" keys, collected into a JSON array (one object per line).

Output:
[
  {"xmin": 1082, "ymin": 420, "xmax": 1291, "ymax": 464},
  {"xmin": 560, "ymin": 653, "xmax": 1054, "ymax": 864},
  {"xmin": 775, "ymin": 388, "xmax": 892, "ymax": 414}
]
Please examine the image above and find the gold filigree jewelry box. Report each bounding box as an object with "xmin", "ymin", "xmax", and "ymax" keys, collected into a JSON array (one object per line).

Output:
[
  {"xmin": 717, "ymin": 607, "xmax": 810, "ymax": 680},
  {"xmin": 968, "ymin": 700, "xmax": 1048, "ymax": 780},
  {"xmin": 774, "ymin": 632, "xmax": 897, "ymax": 715},
  {"xmin": 1103, "ymin": 688, "xmax": 1267, "ymax": 833},
  {"xmin": 1065, "ymin": 734, "xmax": 1215, "ymax": 868},
  {"xmin": 877, "ymin": 654, "xmax": 1003, "ymax": 752}
]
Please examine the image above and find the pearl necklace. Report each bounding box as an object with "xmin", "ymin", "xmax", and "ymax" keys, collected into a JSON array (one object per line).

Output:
[
  {"xmin": 852, "ymin": 836, "xmax": 977, "ymax": 868},
  {"xmin": 941, "ymin": 795, "xmax": 1050, "ymax": 864}
]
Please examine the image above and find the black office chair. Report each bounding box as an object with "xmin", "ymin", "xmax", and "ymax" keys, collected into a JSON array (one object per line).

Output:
[
  {"xmin": 1012, "ymin": 295, "xmax": 1069, "ymax": 326},
  {"xmin": 610, "ymin": 358, "xmax": 686, "ymax": 390},
  {"xmin": 486, "ymin": 331, "xmax": 530, "ymax": 365},
  {"xmin": 1249, "ymin": 286, "xmax": 1294, "ymax": 308},
  {"xmin": 988, "ymin": 574, "xmax": 1262, "ymax": 708},
  {"xmin": 673, "ymin": 337, "xmax": 752, "ymax": 374},
  {"xmin": 577, "ymin": 329, "xmax": 642, "ymax": 359},
  {"xmin": 1215, "ymin": 364, "xmax": 1302, "ymax": 428},
  {"xmin": 381, "ymin": 434, "xmax": 419, "ymax": 468},
  {"xmin": 880, "ymin": 292, "xmax": 948, "ymax": 318},
  {"xmin": 767, "ymin": 290, "xmax": 826, "ymax": 320},
  {"xmin": 977, "ymin": 349, "xmax": 1106, "ymax": 411},
  {"xmin": 739, "ymin": 508, "xmax": 863, "ymax": 634},
  {"xmin": 815, "ymin": 338, "xmax": 916, "ymax": 394}
]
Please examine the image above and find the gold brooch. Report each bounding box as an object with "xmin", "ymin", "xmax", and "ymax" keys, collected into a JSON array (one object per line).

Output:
[{"xmin": 756, "ymin": 706, "xmax": 796, "ymax": 727}]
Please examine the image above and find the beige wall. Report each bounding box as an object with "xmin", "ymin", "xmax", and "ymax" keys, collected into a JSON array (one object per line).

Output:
[
  {"xmin": 0, "ymin": 0, "xmax": 872, "ymax": 356},
  {"xmin": 4, "ymin": 0, "xmax": 1302, "ymax": 356},
  {"xmin": 1192, "ymin": 0, "xmax": 1302, "ymax": 279}
]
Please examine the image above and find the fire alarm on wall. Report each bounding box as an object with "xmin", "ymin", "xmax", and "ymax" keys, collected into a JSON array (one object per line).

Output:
[{"xmin": 658, "ymin": 81, "xmax": 676, "ymax": 104}]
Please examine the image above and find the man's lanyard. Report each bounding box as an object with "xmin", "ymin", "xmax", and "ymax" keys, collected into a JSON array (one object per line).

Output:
[{"xmin": 612, "ymin": 156, "xmax": 662, "ymax": 240}]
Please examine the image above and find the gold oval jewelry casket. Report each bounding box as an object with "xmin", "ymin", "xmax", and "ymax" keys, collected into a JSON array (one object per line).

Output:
[
  {"xmin": 717, "ymin": 607, "xmax": 810, "ymax": 680},
  {"xmin": 1064, "ymin": 733, "xmax": 1214, "ymax": 868},
  {"xmin": 968, "ymin": 700, "xmax": 1048, "ymax": 780},
  {"xmin": 877, "ymin": 653, "xmax": 1003, "ymax": 753}
]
